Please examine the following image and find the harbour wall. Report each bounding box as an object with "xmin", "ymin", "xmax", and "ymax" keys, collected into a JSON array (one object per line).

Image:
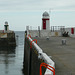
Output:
[
  {"xmin": 29, "ymin": 28, "xmax": 75, "ymax": 38},
  {"xmin": 29, "ymin": 30, "xmax": 62, "ymax": 37},
  {"xmin": 0, "ymin": 32, "xmax": 16, "ymax": 47},
  {"xmin": 23, "ymin": 32, "xmax": 55, "ymax": 75}
]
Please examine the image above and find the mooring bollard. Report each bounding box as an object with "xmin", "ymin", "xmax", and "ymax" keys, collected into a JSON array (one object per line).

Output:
[
  {"xmin": 62, "ymin": 39, "xmax": 66, "ymax": 45},
  {"xmin": 46, "ymin": 37, "xmax": 50, "ymax": 40}
]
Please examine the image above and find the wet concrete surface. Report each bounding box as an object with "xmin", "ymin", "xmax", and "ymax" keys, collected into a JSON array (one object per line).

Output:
[{"xmin": 33, "ymin": 36, "xmax": 75, "ymax": 75}]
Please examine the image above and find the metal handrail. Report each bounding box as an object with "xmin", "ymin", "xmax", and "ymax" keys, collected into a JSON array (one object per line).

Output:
[
  {"xmin": 30, "ymin": 39, "xmax": 37, "ymax": 48},
  {"xmin": 27, "ymin": 34, "xmax": 31, "ymax": 39},
  {"xmin": 40, "ymin": 63, "xmax": 55, "ymax": 75}
]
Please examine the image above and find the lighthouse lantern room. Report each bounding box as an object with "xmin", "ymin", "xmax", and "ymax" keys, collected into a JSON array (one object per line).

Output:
[{"xmin": 42, "ymin": 11, "xmax": 50, "ymax": 30}]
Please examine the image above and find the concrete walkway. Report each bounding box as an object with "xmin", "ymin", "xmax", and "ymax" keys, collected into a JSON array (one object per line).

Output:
[{"xmin": 33, "ymin": 37, "xmax": 75, "ymax": 75}]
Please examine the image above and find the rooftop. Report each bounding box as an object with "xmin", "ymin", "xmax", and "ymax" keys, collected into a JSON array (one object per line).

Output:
[{"xmin": 42, "ymin": 11, "xmax": 49, "ymax": 16}]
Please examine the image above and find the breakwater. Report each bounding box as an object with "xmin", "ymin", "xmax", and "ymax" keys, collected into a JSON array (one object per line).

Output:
[
  {"xmin": 0, "ymin": 32, "xmax": 16, "ymax": 47},
  {"xmin": 23, "ymin": 32, "xmax": 55, "ymax": 75}
]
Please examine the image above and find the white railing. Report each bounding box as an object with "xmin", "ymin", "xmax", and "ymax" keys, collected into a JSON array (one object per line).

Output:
[{"xmin": 27, "ymin": 34, "xmax": 55, "ymax": 75}]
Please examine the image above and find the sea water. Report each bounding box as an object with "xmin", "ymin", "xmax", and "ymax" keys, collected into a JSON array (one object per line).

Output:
[{"xmin": 0, "ymin": 31, "xmax": 25, "ymax": 75}]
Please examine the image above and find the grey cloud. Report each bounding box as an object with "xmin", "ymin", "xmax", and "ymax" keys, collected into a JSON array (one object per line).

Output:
[{"xmin": 0, "ymin": 0, "xmax": 75, "ymax": 12}]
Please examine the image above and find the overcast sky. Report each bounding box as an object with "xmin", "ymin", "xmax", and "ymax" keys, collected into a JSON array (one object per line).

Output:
[{"xmin": 0, "ymin": 0, "xmax": 75, "ymax": 31}]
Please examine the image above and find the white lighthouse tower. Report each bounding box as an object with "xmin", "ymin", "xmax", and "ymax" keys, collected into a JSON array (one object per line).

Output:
[
  {"xmin": 4, "ymin": 21, "xmax": 9, "ymax": 33},
  {"xmin": 42, "ymin": 11, "xmax": 50, "ymax": 30}
]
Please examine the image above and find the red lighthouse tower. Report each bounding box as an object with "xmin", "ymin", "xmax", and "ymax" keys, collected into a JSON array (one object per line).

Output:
[{"xmin": 42, "ymin": 11, "xmax": 50, "ymax": 30}]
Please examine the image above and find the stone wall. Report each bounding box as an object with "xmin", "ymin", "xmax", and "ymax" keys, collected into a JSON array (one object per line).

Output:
[
  {"xmin": 23, "ymin": 37, "xmax": 46, "ymax": 75},
  {"xmin": 7, "ymin": 32, "xmax": 15, "ymax": 38},
  {"xmin": 0, "ymin": 32, "xmax": 16, "ymax": 47},
  {"xmin": 29, "ymin": 30, "xmax": 62, "ymax": 37}
]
